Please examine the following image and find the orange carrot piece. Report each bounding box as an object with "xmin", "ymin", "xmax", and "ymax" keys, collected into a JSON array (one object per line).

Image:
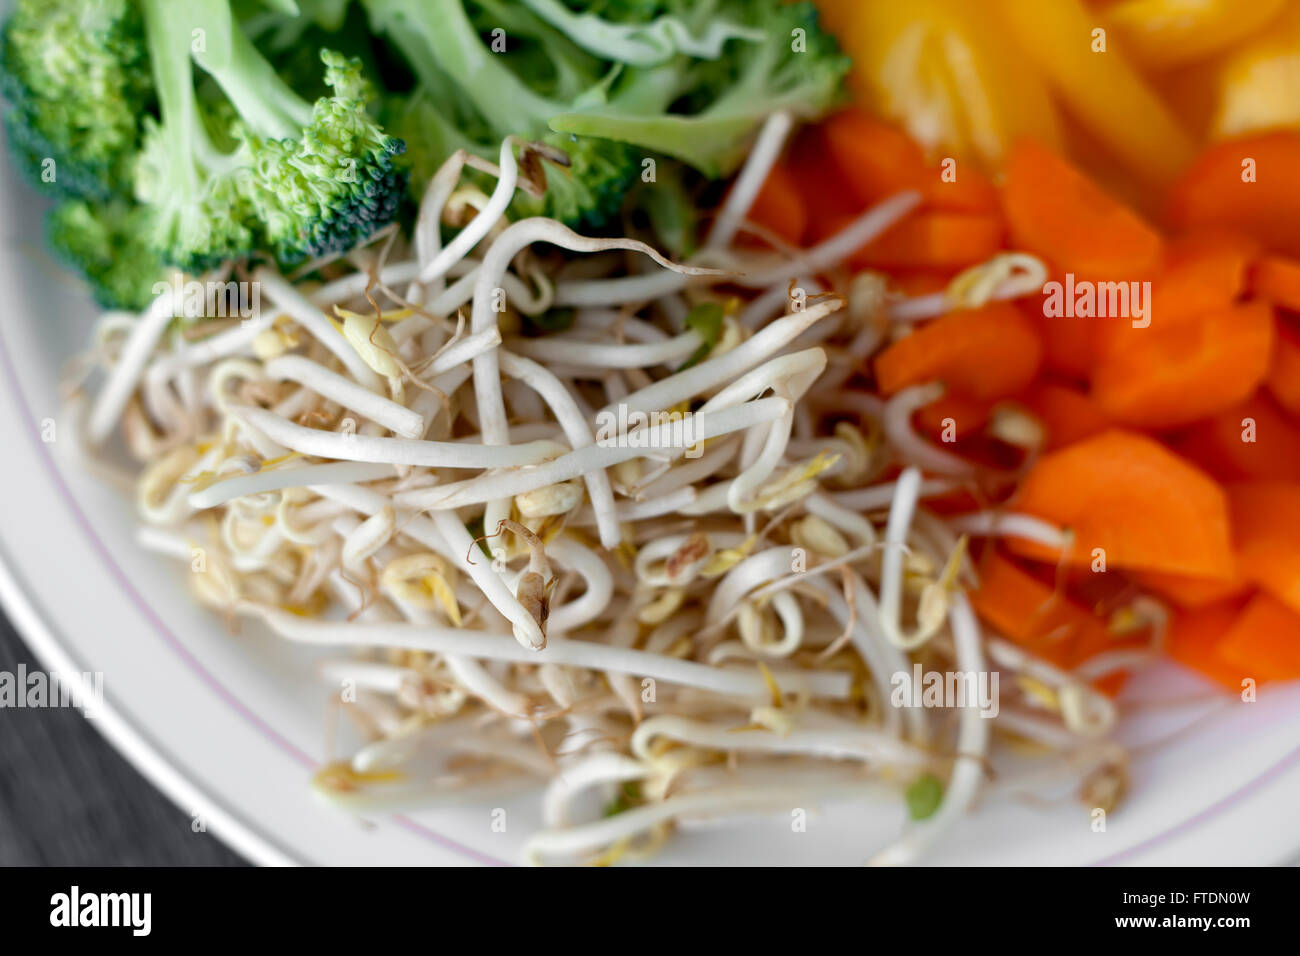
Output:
[
  {"xmin": 1027, "ymin": 306, "xmax": 1098, "ymax": 381},
  {"xmin": 1090, "ymin": 300, "xmax": 1275, "ymax": 429},
  {"xmin": 738, "ymin": 159, "xmax": 807, "ymax": 248},
  {"xmin": 1226, "ymin": 481, "xmax": 1300, "ymax": 615},
  {"xmin": 1167, "ymin": 132, "xmax": 1300, "ymax": 258},
  {"xmin": 1137, "ymin": 569, "xmax": 1250, "ymax": 610},
  {"xmin": 1018, "ymin": 382, "xmax": 1112, "ymax": 450},
  {"xmin": 1216, "ymin": 592, "xmax": 1300, "ymax": 681},
  {"xmin": 970, "ymin": 552, "xmax": 1118, "ymax": 669},
  {"xmin": 1250, "ymin": 255, "xmax": 1300, "ymax": 313},
  {"xmin": 874, "ymin": 301, "xmax": 1043, "ymax": 400},
  {"xmin": 1170, "ymin": 392, "xmax": 1300, "ymax": 482},
  {"xmin": 823, "ymin": 109, "xmax": 999, "ymax": 215},
  {"xmin": 786, "ymin": 126, "xmax": 863, "ymax": 232},
  {"xmin": 1166, "ymin": 600, "xmax": 1250, "ymax": 691},
  {"xmin": 1001, "ymin": 139, "xmax": 1165, "ymax": 281},
  {"xmin": 1009, "ymin": 429, "xmax": 1235, "ymax": 579},
  {"xmin": 1265, "ymin": 317, "xmax": 1300, "ymax": 417},
  {"xmin": 847, "ymin": 212, "xmax": 1004, "ymax": 272},
  {"xmin": 915, "ymin": 393, "xmax": 994, "ymax": 439}
]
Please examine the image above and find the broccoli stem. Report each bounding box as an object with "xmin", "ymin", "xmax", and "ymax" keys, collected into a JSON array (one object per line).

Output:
[
  {"xmin": 195, "ymin": 21, "xmax": 312, "ymax": 141},
  {"xmin": 365, "ymin": 0, "xmax": 558, "ymax": 140}
]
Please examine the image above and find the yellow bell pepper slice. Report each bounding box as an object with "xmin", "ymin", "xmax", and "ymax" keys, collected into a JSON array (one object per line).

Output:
[
  {"xmin": 816, "ymin": 0, "xmax": 1060, "ymax": 171},
  {"xmin": 1103, "ymin": 0, "xmax": 1286, "ymax": 70},
  {"xmin": 993, "ymin": 0, "xmax": 1194, "ymax": 185}
]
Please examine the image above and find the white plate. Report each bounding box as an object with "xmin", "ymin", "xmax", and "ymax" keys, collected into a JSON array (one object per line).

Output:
[{"xmin": 2, "ymin": 169, "xmax": 1300, "ymax": 867}]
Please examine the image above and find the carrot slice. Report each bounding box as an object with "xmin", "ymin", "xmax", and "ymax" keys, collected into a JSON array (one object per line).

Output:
[
  {"xmin": 1027, "ymin": 305, "xmax": 1098, "ymax": 381},
  {"xmin": 1170, "ymin": 391, "xmax": 1300, "ymax": 482},
  {"xmin": 1167, "ymin": 131, "xmax": 1300, "ymax": 257},
  {"xmin": 1265, "ymin": 317, "xmax": 1300, "ymax": 417},
  {"xmin": 915, "ymin": 392, "xmax": 994, "ymax": 439},
  {"xmin": 1018, "ymin": 382, "xmax": 1112, "ymax": 450},
  {"xmin": 1226, "ymin": 481, "xmax": 1300, "ymax": 615},
  {"xmin": 1137, "ymin": 569, "xmax": 1250, "ymax": 610},
  {"xmin": 1001, "ymin": 138, "xmax": 1165, "ymax": 281},
  {"xmin": 847, "ymin": 211, "xmax": 1003, "ymax": 272},
  {"xmin": 1250, "ymin": 255, "xmax": 1300, "ymax": 313},
  {"xmin": 1090, "ymin": 300, "xmax": 1275, "ymax": 429},
  {"xmin": 874, "ymin": 301, "xmax": 1043, "ymax": 400},
  {"xmin": 1216, "ymin": 592, "xmax": 1300, "ymax": 681},
  {"xmin": 970, "ymin": 551, "xmax": 1118, "ymax": 669},
  {"xmin": 737, "ymin": 159, "xmax": 807, "ymax": 248},
  {"xmin": 823, "ymin": 109, "xmax": 1000, "ymax": 214},
  {"xmin": 1166, "ymin": 599, "xmax": 1250, "ymax": 691},
  {"xmin": 1009, "ymin": 429, "xmax": 1235, "ymax": 579},
  {"xmin": 785, "ymin": 126, "xmax": 863, "ymax": 231}
]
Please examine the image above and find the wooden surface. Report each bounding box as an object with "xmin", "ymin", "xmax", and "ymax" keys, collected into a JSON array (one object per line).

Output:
[{"xmin": 0, "ymin": 612, "xmax": 246, "ymax": 866}]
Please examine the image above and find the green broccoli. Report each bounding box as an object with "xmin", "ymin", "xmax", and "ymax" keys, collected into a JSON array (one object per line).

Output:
[
  {"xmin": 0, "ymin": 0, "xmax": 153, "ymax": 201},
  {"xmin": 46, "ymin": 198, "xmax": 167, "ymax": 310},
  {"xmin": 135, "ymin": 0, "xmax": 406, "ymax": 271},
  {"xmin": 360, "ymin": 0, "xmax": 846, "ymax": 229}
]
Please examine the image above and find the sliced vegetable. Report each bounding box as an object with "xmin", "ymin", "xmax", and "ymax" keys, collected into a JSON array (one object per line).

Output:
[
  {"xmin": 1018, "ymin": 382, "xmax": 1111, "ymax": 450},
  {"xmin": 1137, "ymin": 569, "xmax": 1249, "ymax": 610},
  {"xmin": 1167, "ymin": 132, "xmax": 1300, "ymax": 258},
  {"xmin": 740, "ymin": 159, "xmax": 807, "ymax": 248},
  {"xmin": 1010, "ymin": 429, "xmax": 1235, "ymax": 579},
  {"xmin": 1226, "ymin": 481, "xmax": 1300, "ymax": 615},
  {"xmin": 1250, "ymin": 255, "xmax": 1300, "ymax": 314},
  {"xmin": 1165, "ymin": 599, "xmax": 1249, "ymax": 690},
  {"xmin": 1216, "ymin": 592, "xmax": 1300, "ymax": 681},
  {"xmin": 874, "ymin": 301, "xmax": 1042, "ymax": 400},
  {"xmin": 1265, "ymin": 318, "xmax": 1300, "ymax": 417},
  {"xmin": 1090, "ymin": 300, "xmax": 1275, "ymax": 429},
  {"xmin": 1102, "ymin": 0, "xmax": 1286, "ymax": 70},
  {"xmin": 993, "ymin": 0, "xmax": 1194, "ymax": 184},
  {"xmin": 905, "ymin": 773, "xmax": 944, "ymax": 821},
  {"xmin": 821, "ymin": 109, "xmax": 999, "ymax": 214},
  {"xmin": 1001, "ymin": 139, "xmax": 1165, "ymax": 282},
  {"xmin": 847, "ymin": 211, "xmax": 1003, "ymax": 272},
  {"xmin": 816, "ymin": 0, "xmax": 1061, "ymax": 170},
  {"xmin": 970, "ymin": 550, "xmax": 1116, "ymax": 668},
  {"xmin": 1170, "ymin": 392, "xmax": 1300, "ymax": 482}
]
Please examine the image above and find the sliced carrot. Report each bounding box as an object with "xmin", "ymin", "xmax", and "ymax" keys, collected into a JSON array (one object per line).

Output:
[
  {"xmin": 915, "ymin": 392, "xmax": 994, "ymax": 439},
  {"xmin": 785, "ymin": 126, "xmax": 863, "ymax": 234},
  {"xmin": 1226, "ymin": 481, "xmax": 1300, "ymax": 615},
  {"xmin": 1027, "ymin": 304, "xmax": 1098, "ymax": 381},
  {"xmin": 970, "ymin": 551, "xmax": 1120, "ymax": 670},
  {"xmin": 1166, "ymin": 599, "xmax": 1250, "ymax": 691},
  {"xmin": 847, "ymin": 211, "xmax": 1003, "ymax": 272},
  {"xmin": 891, "ymin": 272, "xmax": 953, "ymax": 297},
  {"xmin": 1090, "ymin": 300, "xmax": 1275, "ymax": 429},
  {"xmin": 822, "ymin": 109, "xmax": 1000, "ymax": 214},
  {"xmin": 1265, "ymin": 317, "xmax": 1300, "ymax": 417},
  {"xmin": 1170, "ymin": 392, "xmax": 1300, "ymax": 482},
  {"xmin": 736, "ymin": 159, "xmax": 807, "ymax": 249},
  {"xmin": 1216, "ymin": 592, "xmax": 1300, "ymax": 681},
  {"xmin": 874, "ymin": 301, "xmax": 1043, "ymax": 400},
  {"xmin": 1137, "ymin": 569, "xmax": 1250, "ymax": 610},
  {"xmin": 1018, "ymin": 382, "xmax": 1112, "ymax": 450},
  {"xmin": 1001, "ymin": 138, "xmax": 1165, "ymax": 281},
  {"xmin": 1250, "ymin": 254, "xmax": 1300, "ymax": 313},
  {"xmin": 1009, "ymin": 429, "xmax": 1235, "ymax": 579},
  {"xmin": 1167, "ymin": 131, "xmax": 1300, "ymax": 258}
]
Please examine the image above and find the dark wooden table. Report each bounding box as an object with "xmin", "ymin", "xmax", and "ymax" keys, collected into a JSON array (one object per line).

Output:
[{"xmin": 0, "ymin": 612, "xmax": 246, "ymax": 866}]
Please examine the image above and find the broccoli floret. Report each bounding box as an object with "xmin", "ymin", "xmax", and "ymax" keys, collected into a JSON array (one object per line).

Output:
[
  {"xmin": 0, "ymin": 0, "xmax": 153, "ymax": 200},
  {"xmin": 361, "ymin": 0, "xmax": 846, "ymax": 227},
  {"xmin": 135, "ymin": 0, "xmax": 404, "ymax": 271},
  {"xmin": 46, "ymin": 198, "xmax": 167, "ymax": 310}
]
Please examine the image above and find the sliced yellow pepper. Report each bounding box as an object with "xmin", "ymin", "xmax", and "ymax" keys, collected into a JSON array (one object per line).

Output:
[
  {"xmin": 993, "ymin": 0, "xmax": 1194, "ymax": 185},
  {"xmin": 816, "ymin": 0, "xmax": 1061, "ymax": 170},
  {"xmin": 1103, "ymin": 0, "xmax": 1286, "ymax": 70}
]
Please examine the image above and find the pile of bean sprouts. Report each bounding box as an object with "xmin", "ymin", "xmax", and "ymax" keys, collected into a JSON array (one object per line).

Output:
[{"xmin": 67, "ymin": 117, "xmax": 1158, "ymax": 865}]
